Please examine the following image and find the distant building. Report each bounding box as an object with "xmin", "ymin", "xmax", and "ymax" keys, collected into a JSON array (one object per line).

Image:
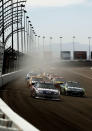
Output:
[{"xmin": 60, "ymin": 51, "xmax": 71, "ymax": 60}]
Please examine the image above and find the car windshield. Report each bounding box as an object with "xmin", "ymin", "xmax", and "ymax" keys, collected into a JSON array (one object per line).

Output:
[
  {"xmin": 55, "ymin": 78, "xmax": 65, "ymax": 81},
  {"xmin": 67, "ymin": 82, "xmax": 80, "ymax": 87},
  {"xmin": 32, "ymin": 78, "xmax": 43, "ymax": 81},
  {"xmin": 38, "ymin": 83, "xmax": 57, "ymax": 89}
]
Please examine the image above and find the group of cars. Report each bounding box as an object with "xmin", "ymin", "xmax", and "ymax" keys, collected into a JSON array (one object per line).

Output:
[{"xmin": 25, "ymin": 72, "xmax": 86, "ymax": 100}]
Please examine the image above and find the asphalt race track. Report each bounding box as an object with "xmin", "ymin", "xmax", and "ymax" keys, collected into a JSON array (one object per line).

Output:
[{"xmin": 0, "ymin": 62, "xmax": 92, "ymax": 131}]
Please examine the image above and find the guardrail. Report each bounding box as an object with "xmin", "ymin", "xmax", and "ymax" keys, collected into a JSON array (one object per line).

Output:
[{"xmin": 0, "ymin": 71, "xmax": 39, "ymax": 131}]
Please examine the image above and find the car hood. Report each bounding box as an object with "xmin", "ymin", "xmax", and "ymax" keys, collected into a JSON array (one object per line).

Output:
[
  {"xmin": 67, "ymin": 87, "xmax": 84, "ymax": 91},
  {"xmin": 36, "ymin": 88, "xmax": 59, "ymax": 93}
]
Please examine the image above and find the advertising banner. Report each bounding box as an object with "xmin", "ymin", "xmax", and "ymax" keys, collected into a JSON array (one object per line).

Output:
[{"xmin": 74, "ymin": 51, "xmax": 87, "ymax": 60}]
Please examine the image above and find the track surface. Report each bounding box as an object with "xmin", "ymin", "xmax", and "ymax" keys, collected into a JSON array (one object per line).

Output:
[{"xmin": 0, "ymin": 63, "xmax": 92, "ymax": 131}]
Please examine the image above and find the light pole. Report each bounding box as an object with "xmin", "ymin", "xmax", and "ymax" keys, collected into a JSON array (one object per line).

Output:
[
  {"xmin": 50, "ymin": 37, "xmax": 53, "ymax": 50},
  {"xmin": 26, "ymin": 16, "xmax": 29, "ymax": 53},
  {"xmin": 17, "ymin": 0, "xmax": 19, "ymax": 53},
  {"xmin": 31, "ymin": 26, "xmax": 34, "ymax": 49},
  {"xmin": 24, "ymin": 10, "xmax": 27, "ymax": 52},
  {"xmin": 60, "ymin": 37, "xmax": 63, "ymax": 52},
  {"xmin": 11, "ymin": 0, "xmax": 14, "ymax": 56},
  {"xmin": 33, "ymin": 32, "xmax": 36, "ymax": 48},
  {"xmin": 35, "ymin": 35, "xmax": 37, "ymax": 48},
  {"xmin": 73, "ymin": 36, "xmax": 76, "ymax": 60},
  {"xmin": 88, "ymin": 37, "xmax": 91, "ymax": 60},
  {"xmin": 43, "ymin": 36, "xmax": 45, "ymax": 49},
  {"xmin": 30, "ymin": 24, "xmax": 32, "ymax": 50},
  {"xmin": 21, "ymin": 4, "xmax": 25, "ymax": 53},
  {"xmin": 32, "ymin": 30, "xmax": 35, "ymax": 48},
  {"xmin": 38, "ymin": 36, "xmax": 40, "ymax": 48},
  {"xmin": 28, "ymin": 20, "xmax": 31, "ymax": 52}
]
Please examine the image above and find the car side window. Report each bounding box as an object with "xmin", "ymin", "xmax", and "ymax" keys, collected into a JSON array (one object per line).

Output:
[{"xmin": 34, "ymin": 83, "xmax": 39, "ymax": 88}]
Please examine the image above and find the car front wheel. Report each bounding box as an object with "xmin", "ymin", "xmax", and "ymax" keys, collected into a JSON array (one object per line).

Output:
[{"xmin": 31, "ymin": 90, "xmax": 36, "ymax": 98}]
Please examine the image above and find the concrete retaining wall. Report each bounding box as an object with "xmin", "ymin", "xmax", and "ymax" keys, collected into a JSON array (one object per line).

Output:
[{"xmin": 0, "ymin": 71, "xmax": 22, "ymax": 88}]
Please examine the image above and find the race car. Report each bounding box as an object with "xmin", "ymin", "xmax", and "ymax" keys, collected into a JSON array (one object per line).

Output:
[
  {"xmin": 25, "ymin": 72, "xmax": 38, "ymax": 80},
  {"xmin": 60, "ymin": 81, "xmax": 86, "ymax": 96},
  {"xmin": 47, "ymin": 73, "xmax": 55, "ymax": 80},
  {"xmin": 27, "ymin": 76, "xmax": 44, "ymax": 87},
  {"xmin": 53, "ymin": 77, "xmax": 65, "ymax": 85},
  {"xmin": 30, "ymin": 82, "xmax": 60, "ymax": 100},
  {"xmin": 52, "ymin": 77, "xmax": 65, "ymax": 91}
]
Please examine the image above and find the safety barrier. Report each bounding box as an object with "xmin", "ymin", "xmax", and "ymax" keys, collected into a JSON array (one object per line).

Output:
[
  {"xmin": 0, "ymin": 71, "xmax": 39, "ymax": 131},
  {"xmin": 0, "ymin": 99, "xmax": 39, "ymax": 131},
  {"xmin": 0, "ymin": 70, "xmax": 22, "ymax": 88}
]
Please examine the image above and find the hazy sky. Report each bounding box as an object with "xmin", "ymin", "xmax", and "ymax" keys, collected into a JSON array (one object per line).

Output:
[{"xmin": 25, "ymin": 0, "xmax": 92, "ymax": 45}]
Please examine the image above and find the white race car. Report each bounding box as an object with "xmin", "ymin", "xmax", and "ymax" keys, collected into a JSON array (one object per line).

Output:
[{"xmin": 30, "ymin": 82, "xmax": 60, "ymax": 100}]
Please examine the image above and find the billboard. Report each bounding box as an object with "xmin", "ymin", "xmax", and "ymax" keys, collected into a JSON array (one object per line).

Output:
[
  {"xmin": 74, "ymin": 51, "xmax": 87, "ymax": 60},
  {"xmin": 61, "ymin": 51, "xmax": 71, "ymax": 60}
]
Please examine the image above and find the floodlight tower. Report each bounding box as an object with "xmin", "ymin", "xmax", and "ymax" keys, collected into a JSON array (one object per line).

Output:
[
  {"xmin": 24, "ymin": 10, "xmax": 27, "ymax": 52},
  {"xmin": 26, "ymin": 16, "xmax": 29, "ymax": 52},
  {"xmin": 60, "ymin": 36, "xmax": 63, "ymax": 52},
  {"xmin": 73, "ymin": 36, "xmax": 76, "ymax": 60},
  {"xmin": 38, "ymin": 36, "xmax": 40, "ymax": 48},
  {"xmin": 49, "ymin": 37, "xmax": 53, "ymax": 50},
  {"xmin": 21, "ymin": 4, "xmax": 25, "ymax": 53},
  {"xmin": 88, "ymin": 37, "xmax": 91, "ymax": 60},
  {"xmin": 43, "ymin": 36, "xmax": 45, "ymax": 49}
]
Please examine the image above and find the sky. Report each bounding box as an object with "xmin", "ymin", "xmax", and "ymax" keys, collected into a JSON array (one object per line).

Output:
[{"xmin": 25, "ymin": 0, "xmax": 92, "ymax": 45}]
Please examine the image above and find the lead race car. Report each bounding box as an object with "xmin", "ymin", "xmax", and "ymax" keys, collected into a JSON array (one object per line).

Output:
[
  {"xmin": 60, "ymin": 81, "xmax": 86, "ymax": 97},
  {"xmin": 30, "ymin": 82, "xmax": 60, "ymax": 100}
]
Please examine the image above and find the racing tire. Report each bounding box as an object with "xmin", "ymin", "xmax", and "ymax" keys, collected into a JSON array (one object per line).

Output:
[
  {"xmin": 80, "ymin": 92, "xmax": 85, "ymax": 97},
  {"xmin": 63, "ymin": 89, "xmax": 68, "ymax": 96},
  {"xmin": 32, "ymin": 91, "xmax": 36, "ymax": 98}
]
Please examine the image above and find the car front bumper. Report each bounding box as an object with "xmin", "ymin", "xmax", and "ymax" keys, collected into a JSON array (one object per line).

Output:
[
  {"xmin": 66, "ymin": 90, "xmax": 85, "ymax": 96},
  {"xmin": 36, "ymin": 92, "xmax": 60, "ymax": 100}
]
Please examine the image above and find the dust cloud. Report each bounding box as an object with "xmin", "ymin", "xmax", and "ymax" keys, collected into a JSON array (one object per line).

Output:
[{"xmin": 21, "ymin": 49, "xmax": 61, "ymax": 74}]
